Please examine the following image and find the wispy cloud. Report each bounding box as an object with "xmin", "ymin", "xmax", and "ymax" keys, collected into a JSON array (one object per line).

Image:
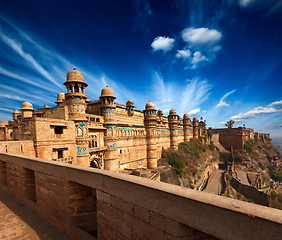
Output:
[
  {"xmin": 152, "ymin": 72, "xmax": 212, "ymax": 116},
  {"xmin": 215, "ymin": 89, "xmax": 236, "ymax": 108},
  {"xmin": 0, "ymin": 32, "xmax": 61, "ymax": 88},
  {"xmin": 231, "ymin": 106, "xmax": 281, "ymax": 119},
  {"xmin": 151, "ymin": 36, "xmax": 175, "ymax": 52}
]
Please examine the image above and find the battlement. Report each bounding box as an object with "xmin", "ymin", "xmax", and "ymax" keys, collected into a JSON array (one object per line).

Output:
[{"xmin": 0, "ymin": 153, "xmax": 281, "ymax": 240}]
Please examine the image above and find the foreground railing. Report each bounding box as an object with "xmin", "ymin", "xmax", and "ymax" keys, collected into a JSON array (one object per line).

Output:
[{"xmin": 0, "ymin": 153, "xmax": 281, "ymax": 240}]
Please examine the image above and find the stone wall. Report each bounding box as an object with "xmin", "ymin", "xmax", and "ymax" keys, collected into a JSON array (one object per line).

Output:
[
  {"xmin": 0, "ymin": 140, "xmax": 35, "ymax": 157},
  {"xmin": 230, "ymin": 177, "xmax": 269, "ymax": 206},
  {"xmin": 0, "ymin": 153, "xmax": 281, "ymax": 240}
]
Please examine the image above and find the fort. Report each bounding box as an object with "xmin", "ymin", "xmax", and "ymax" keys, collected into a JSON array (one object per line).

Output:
[
  {"xmin": 0, "ymin": 68, "xmax": 266, "ymax": 172},
  {"xmin": 0, "ymin": 69, "xmax": 281, "ymax": 239}
]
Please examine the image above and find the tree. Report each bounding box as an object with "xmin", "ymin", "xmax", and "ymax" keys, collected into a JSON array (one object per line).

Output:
[{"xmin": 225, "ymin": 120, "xmax": 235, "ymax": 129}]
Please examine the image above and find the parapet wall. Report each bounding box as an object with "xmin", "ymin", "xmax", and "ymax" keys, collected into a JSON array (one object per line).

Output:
[{"xmin": 0, "ymin": 153, "xmax": 281, "ymax": 240}]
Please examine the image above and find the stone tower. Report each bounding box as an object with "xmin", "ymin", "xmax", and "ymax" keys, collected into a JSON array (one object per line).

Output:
[
  {"xmin": 126, "ymin": 100, "xmax": 134, "ymax": 117},
  {"xmin": 198, "ymin": 117, "xmax": 206, "ymax": 136},
  {"xmin": 183, "ymin": 113, "xmax": 192, "ymax": 142},
  {"xmin": 64, "ymin": 68, "xmax": 89, "ymax": 166},
  {"xmin": 192, "ymin": 117, "xmax": 199, "ymax": 138},
  {"xmin": 100, "ymin": 86, "xmax": 119, "ymax": 171},
  {"xmin": 12, "ymin": 109, "xmax": 20, "ymax": 121},
  {"xmin": 169, "ymin": 108, "xmax": 178, "ymax": 150},
  {"xmin": 21, "ymin": 102, "xmax": 34, "ymax": 118},
  {"xmin": 144, "ymin": 101, "xmax": 157, "ymax": 169}
]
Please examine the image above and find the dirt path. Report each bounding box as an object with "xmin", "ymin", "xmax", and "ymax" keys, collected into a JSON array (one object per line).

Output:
[{"xmin": 0, "ymin": 190, "xmax": 72, "ymax": 240}]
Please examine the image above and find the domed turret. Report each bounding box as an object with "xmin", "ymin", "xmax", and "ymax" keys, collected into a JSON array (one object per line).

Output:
[
  {"xmin": 169, "ymin": 108, "xmax": 176, "ymax": 116},
  {"xmin": 57, "ymin": 91, "xmax": 65, "ymax": 102},
  {"xmin": 126, "ymin": 100, "xmax": 134, "ymax": 116},
  {"xmin": 145, "ymin": 101, "xmax": 155, "ymax": 110},
  {"xmin": 157, "ymin": 109, "xmax": 163, "ymax": 116},
  {"xmin": 183, "ymin": 113, "xmax": 189, "ymax": 119},
  {"xmin": 21, "ymin": 102, "xmax": 34, "ymax": 118},
  {"xmin": 64, "ymin": 68, "xmax": 88, "ymax": 94},
  {"xmin": 12, "ymin": 109, "xmax": 20, "ymax": 121},
  {"xmin": 21, "ymin": 102, "xmax": 33, "ymax": 110},
  {"xmin": 66, "ymin": 68, "xmax": 84, "ymax": 83},
  {"xmin": 100, "ymin": 86, "xmax": 115, "ymax": 98}
]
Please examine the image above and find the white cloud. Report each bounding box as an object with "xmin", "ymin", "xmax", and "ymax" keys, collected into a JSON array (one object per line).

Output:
[
  {"xmin": 215, "ymin": 89, "xmax": 236, "ymax": 108},
  {"xmin": 188, "ymin": 108, "xmax": 200, "ymax": 115},
  {"xmin": 231, "ymin": 106, "xmax": 281, "ymax": 119},
  {"xmin": 269, "ymin": 100, "xmax": 282, "ymax": 108},
  {"xmin": 176, "ymin": 27, "xmax": 222, "ymax": 69},
  {"xmin": 191, "ymin": 51, "xmax": 208, "ymax": 69},
  {"xmin": 176, "ymin": 48, "xmax": 191, "ymax": 59},
  {"xmin": 239, "ymin": 0, "xmax": 256, "ymax": 8},
  {"xmin": 152, "ymin": 72, "xmax": 211, "ymax": 116},
  {"xmin": 151, "ymin": 36, "xmax": 175, "ymax": 52},
  {"xmin": 181, "ymin": 27, "xmax": 222, "ymax": 51},
  {"xmin": 0, "ymin": 32, "xmax": 61, "ymax": 88}
]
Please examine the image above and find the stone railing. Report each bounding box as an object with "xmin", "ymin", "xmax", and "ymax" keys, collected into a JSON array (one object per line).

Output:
[{"xmin": 0, "ymin": 153, "xmax": 281, "ymax": 240}]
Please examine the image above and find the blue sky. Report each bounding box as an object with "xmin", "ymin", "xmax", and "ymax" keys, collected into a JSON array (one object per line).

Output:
[{"xmin": 0, "ymin": 0, "xmax": 282, "ymax": 137}]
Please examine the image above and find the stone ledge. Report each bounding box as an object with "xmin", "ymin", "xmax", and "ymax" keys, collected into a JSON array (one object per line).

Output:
[{"xmin": 0, "ymin": 153, "xmax": 282, "ymax": 240}]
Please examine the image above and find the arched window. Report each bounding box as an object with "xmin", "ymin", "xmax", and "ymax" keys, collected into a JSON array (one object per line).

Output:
[{"xmin": 74, "ymin": 85, "xmax": 79, "ymax": 93}]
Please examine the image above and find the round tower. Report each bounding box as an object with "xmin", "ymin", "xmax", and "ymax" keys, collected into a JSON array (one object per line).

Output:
[
  {"xmin": 21, "ymin": 102, "xmax": 34, "ymax": 118},
  {"xmin": 198, "ymin": 117, "xmax": 206, "ymax": 136},
  {"xmin": 100, "ymin": 86, "xmax": 119, "ymax": 171},
  {"xmin": 183, "ymin": 113, "xmax": 192, "ymax": 142},
  {"xmin": 168, "ymin": 108, "xmax": 178, "ymax": 150},
  {"xmin": 64, "ymin": 69, "xmax": 89, "ymax": 166},
  {"xmin": 12, "ymin": 109, "xmax": 20, "ymax": 121},
  {"xmin": 55, "ymin": 91, "xmax": 65, "ymax": 106},
  {"xmin": 64, "ymin": 68, "xmax": 88, "ymax": 121},
  {"xmin": 126, "ymin": 99, "xmax": 134, "ymax": 117},
  {"xmin": 144, "ymin": 101, "xmax": 157, "ymax": 169},
  {"xmin": 192, "ymin": 117, "xmax": 199, "ymax": 138}
]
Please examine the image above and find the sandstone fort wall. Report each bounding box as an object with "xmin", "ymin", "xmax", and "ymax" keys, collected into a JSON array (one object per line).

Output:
[{"xmin": 0, "ymin": 153, "xmax": 281, "ymax": 240}]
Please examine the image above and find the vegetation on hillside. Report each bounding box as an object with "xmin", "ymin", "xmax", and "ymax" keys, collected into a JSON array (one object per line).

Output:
[
  {"xmin": 244, "ymin": 139, "xmax": 254, "ymax": 154},
  {"xmin": 162, "ymin": 138, "xmax": 217, "ymax": 179}
]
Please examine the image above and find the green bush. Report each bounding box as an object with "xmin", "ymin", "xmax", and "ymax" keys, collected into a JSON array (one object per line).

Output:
[
  {"xmin": 166, "ymin": 152, "xmax": 184, "ymax": 178},
  {"xmin": 244, "ymin": 140, "xmax": 254, "ymax": 154},
  {"xmin": 234, "ymin": 155, "xmax": 244, "ymax": 162},
  {"xmin": 209, "ymin": 141, "xmax": 215, "ymax": 151}
]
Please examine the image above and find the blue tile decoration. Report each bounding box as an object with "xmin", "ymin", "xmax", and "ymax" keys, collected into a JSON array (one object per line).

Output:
[
  {"xmin": 77, "ymin": 146, "xmax": 87, "ymax": 155},
  {"xmin": 107, "ymin": 140, "xmax": 117, "ymax": 150}
]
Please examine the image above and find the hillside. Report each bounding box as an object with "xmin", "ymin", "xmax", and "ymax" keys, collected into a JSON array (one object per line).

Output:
[{"xmin": 160, "ymin": 137, "xmax": 282, "ymax": 209}]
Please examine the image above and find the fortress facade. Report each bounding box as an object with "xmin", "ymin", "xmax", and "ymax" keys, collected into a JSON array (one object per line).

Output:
[{"xmin": 0, "ymin": 69, "xmax": 208, "ymax": 171}]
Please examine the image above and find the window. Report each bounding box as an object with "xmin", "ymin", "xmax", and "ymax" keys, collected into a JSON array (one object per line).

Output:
[
  {"xmin": 55, "ymin": 126, "xmax": 63, "ymax": 134},
  {"xmin": 58, "ymin": 150, "xmax": 63, "ymax": 159}
]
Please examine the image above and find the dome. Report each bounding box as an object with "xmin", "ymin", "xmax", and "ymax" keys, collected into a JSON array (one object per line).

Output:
[
  {"xmin": 158, "ymin": 109, "xmax": 163, "ymax": 114},
  {"xmin": 21, "ymin": 102, "xmax": 33, "ymax": 110},
  {"xmin": 183, "ymin": 113, "xmax": 189, "ymax": 119},
  {"xmin": 43, "ymin": 104, "xmax": 49, "ymax": 108},
  {"xmin": 193, "ymin": 117, "xmax": 198, "ymax": 122},
  {"xmin": 126, "ymin": 99, "xmax": 134, "ymax": 106},
  {"xmin": 100, "ymin": 86, "xmax": 115, "ymax": 98},
  {"xmin": 57, "ymin": 91, "xmax": 65, "ymax": 102},
  {"xmin": 169, "ymin": 108, "xmax": 176, "ymax": 115},
  {"xmin": 13, "ymin": 109, "xmax": 20, "ymax": 114},
  {"xmin": 66, "ymin": 68, "xmax": 84, "ymax": 82},
  {"xmin": 145, "ymin": 101, "xmax": 155, "ymax": 110}
]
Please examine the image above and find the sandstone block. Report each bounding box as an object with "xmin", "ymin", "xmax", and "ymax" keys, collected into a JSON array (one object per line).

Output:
[{"xmin": 111, "ymin": 195, "xmax": 134, "ymax": 216}]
